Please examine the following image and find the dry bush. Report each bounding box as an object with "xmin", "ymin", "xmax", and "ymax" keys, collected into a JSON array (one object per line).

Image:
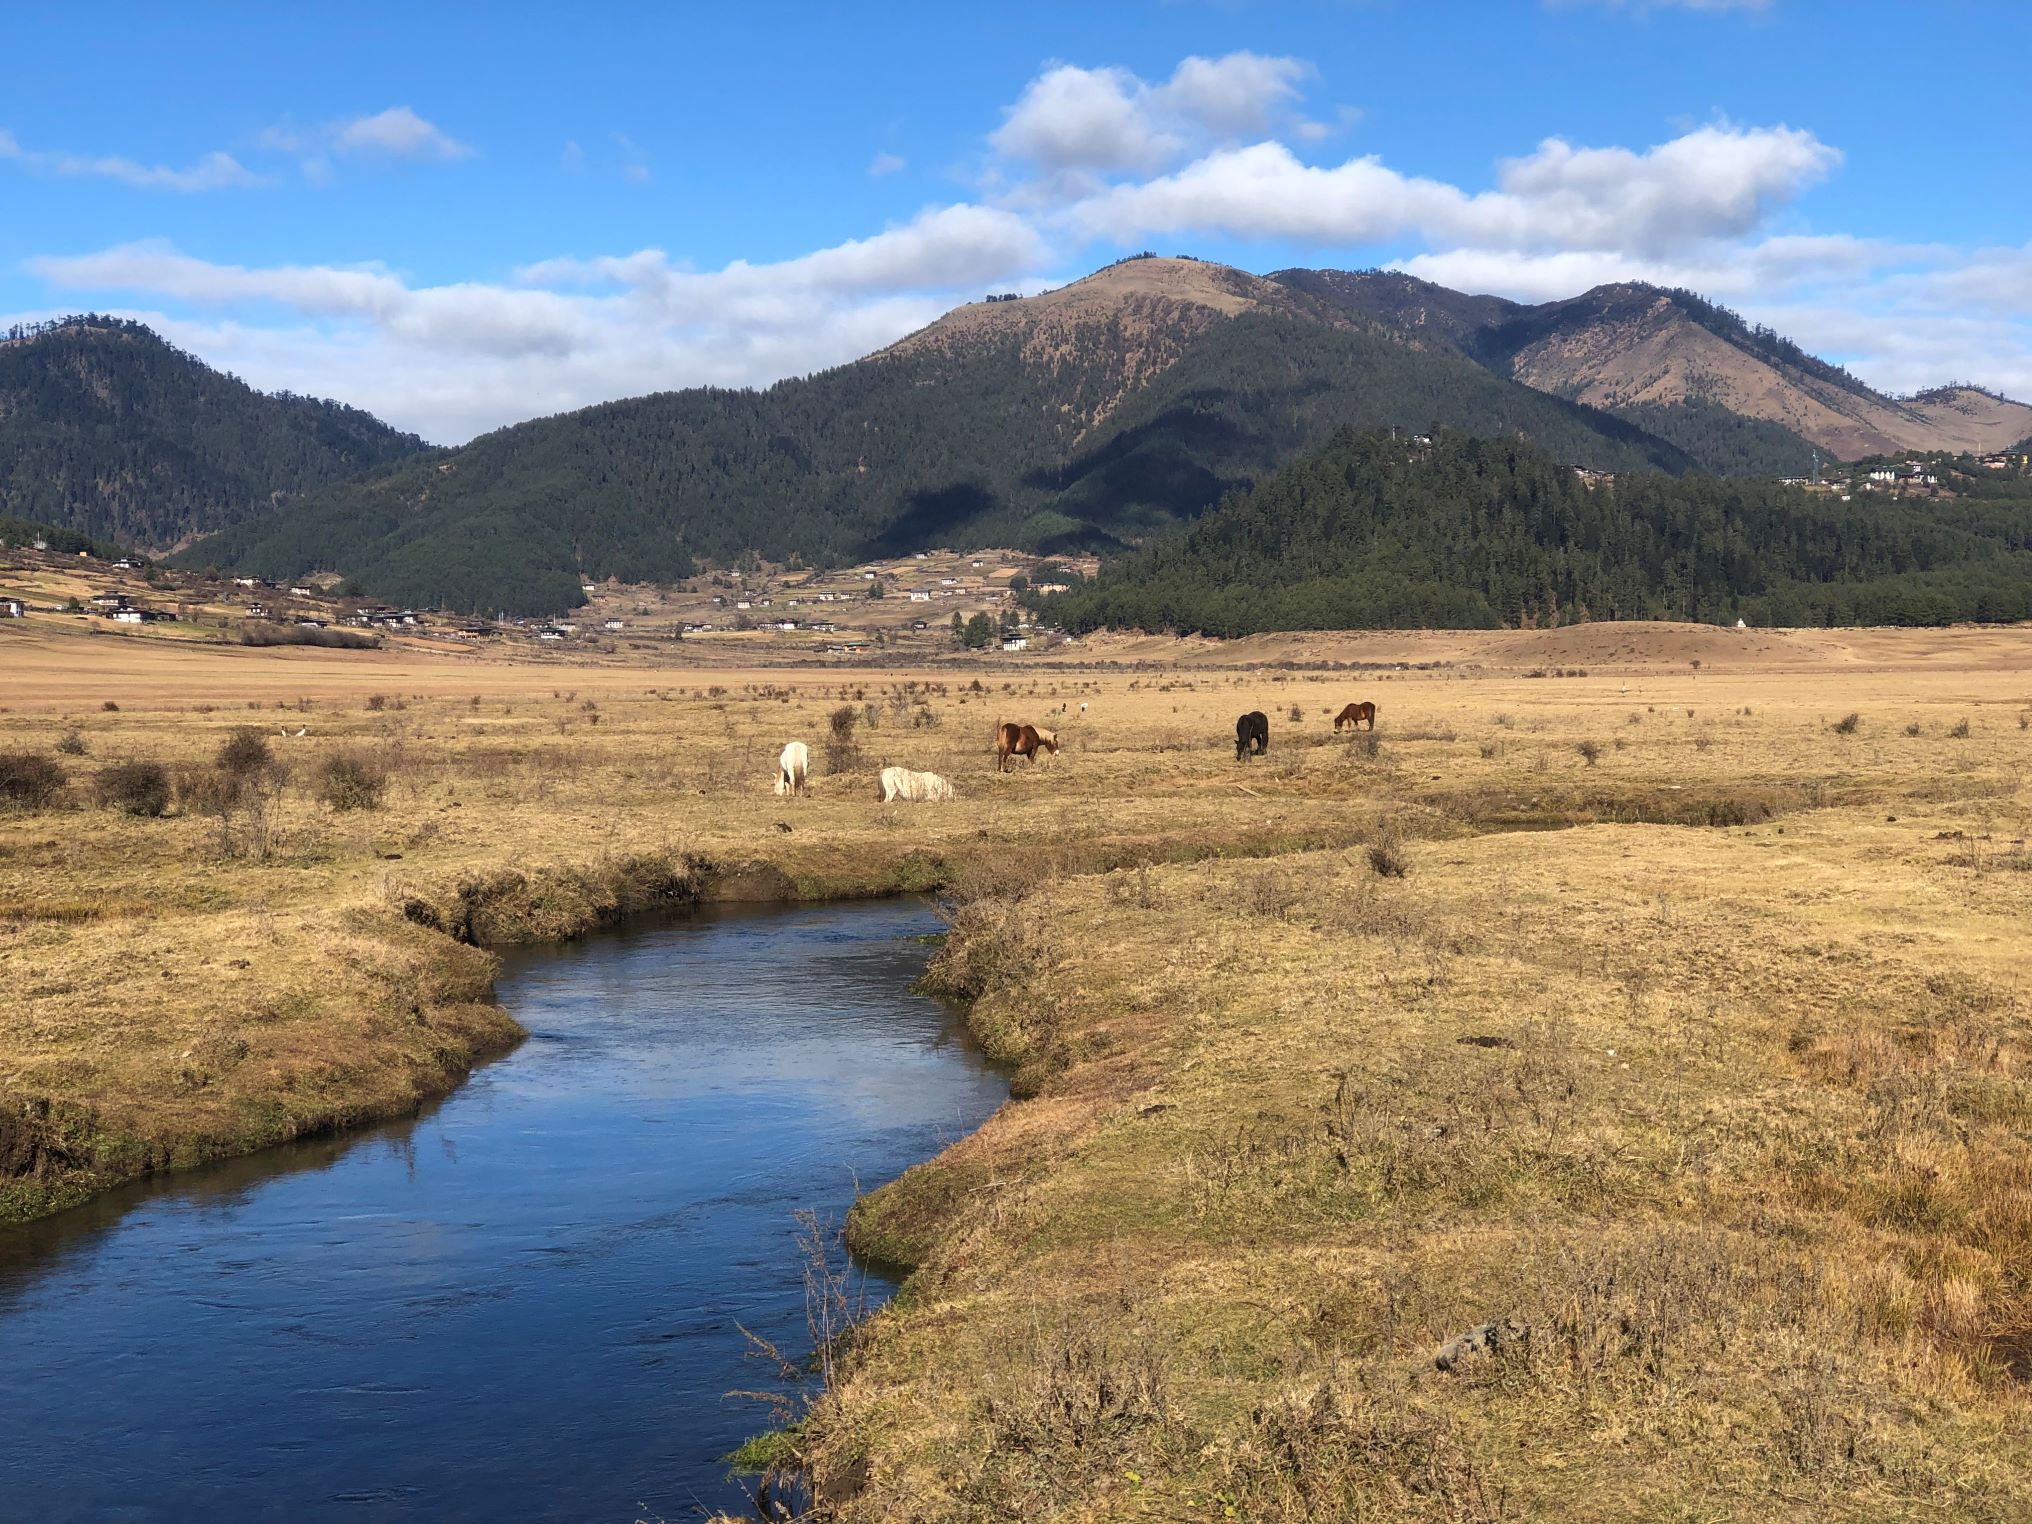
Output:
[
  {"xmin": 313, "ymin": 748, "xmax": 388, "ymax": 811},
  {"xmin": 824, "ymin": 704, "xmax": 860, "ymax": 774},
  {"xmin": 1240, "ymin": 1372, "xmax": 1504, "ymax": 1523},
  {"xmin": 1950, "ymin": 717, "xmax": 1972, "ymax": 739},
  {"xmin": 54, "ymin": 729, "xmax": 86, "ymax": 756},
  {"xmin": 216, "ymin": 726, "xmax": 272, "ymax": 775},
  {"xmin": 0, "ymin": 750, "xmax": 68, "ymax": 809},
  {"xmin": 1833, "ymin": 712, "xmax": 1861, "ymax": 735},
  {"xmin": 95, "ymin": 760, "xmax": 170, "ymax": 816},
  {"xmin": 980, "ymin": 1324, "xmax": 1171, "ymax": 1456},
  {"xmin": 1905, "ymin": 721, "xmax": 1923, "ymax": 737},
  {"xmin": 1244, "ymin": 865, "xmax": 1303, "ymax": 918},
  {"xmin": 1702, "ymin": 792, "xmax": 1775, "ymax": 828},
  {"xmin": 1575, "ymin": 738, "xmax": 1602, "ymax": 767},
  {"xmin": 1367, "ymin": 828, "xmax": 1410, "ymax": 878}
]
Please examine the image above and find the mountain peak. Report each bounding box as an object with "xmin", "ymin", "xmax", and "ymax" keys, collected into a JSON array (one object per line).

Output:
[{"xmin": 882, "ymin": 254, "xmax": 1302, "ymax": 361}]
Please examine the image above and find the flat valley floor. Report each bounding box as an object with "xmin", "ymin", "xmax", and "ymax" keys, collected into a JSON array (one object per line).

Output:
[{"xmin": 4, "ymin": 617, "xmax": 2031, "ymax": 1521}]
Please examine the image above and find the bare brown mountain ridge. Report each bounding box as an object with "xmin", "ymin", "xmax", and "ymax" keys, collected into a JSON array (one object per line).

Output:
[
  {"xmin": 881, "ymin": 256, "xmax": 1340, "ymax": 438},
  {"xmin": 1275, "ymin": 266, "xmax": 2032, "ymax": 459}
]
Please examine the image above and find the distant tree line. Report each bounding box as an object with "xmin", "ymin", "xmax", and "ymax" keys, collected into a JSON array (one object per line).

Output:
[{"xmin": 1040, "ymin": 429, "xmax": 2032, "ymax": 635}]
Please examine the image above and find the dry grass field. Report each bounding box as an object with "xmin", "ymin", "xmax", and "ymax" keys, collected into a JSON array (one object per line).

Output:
[{"xmin": 4, "ymin": 613, "xmax": 2030, "ymax": 1520}]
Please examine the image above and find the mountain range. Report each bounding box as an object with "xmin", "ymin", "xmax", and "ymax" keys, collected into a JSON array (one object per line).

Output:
[
  {"xmin": 0, "ymin": 317, "xmax": 425, "ymax": 551},
  {"xmin": 2, "ymin": 261, "xmax": 2026, "ymax": 614},
  {"xmin": 1282, "ymin": 269, "xmax": 2032, "ymax": 461}
]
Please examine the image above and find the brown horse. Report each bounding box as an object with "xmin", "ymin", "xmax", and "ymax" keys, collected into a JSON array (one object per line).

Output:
[
  {"xmin": 1334, "ymin": 701, "xmax": 1378, "ymax": 732},
  {"xmin": 996, "ymin": 721, "xmax": 1059, "ymax": 772}
]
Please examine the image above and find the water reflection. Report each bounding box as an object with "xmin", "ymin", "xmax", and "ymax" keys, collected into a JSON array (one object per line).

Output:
[{"xmin": 0, "ymin": 898, "xmax": 1004, "ymax": 1524}]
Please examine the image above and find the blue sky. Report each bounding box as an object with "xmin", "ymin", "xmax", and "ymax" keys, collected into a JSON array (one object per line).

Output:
[{"xmin": 5, "ymin": 0, "xmax": 2028, "ymax": 441}]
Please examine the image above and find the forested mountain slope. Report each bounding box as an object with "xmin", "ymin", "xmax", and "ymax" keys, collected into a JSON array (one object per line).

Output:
[
  {"xmin": 1043, "ymin": 430, "xmax": 2032, "ymax": 635},
  {"xmin": 0, "ymin": 317, "xmax": 426, "ymax": 550},
  {"xmin": 179, "ymin": 259, "xmax": 1693, "ymax": 614}
]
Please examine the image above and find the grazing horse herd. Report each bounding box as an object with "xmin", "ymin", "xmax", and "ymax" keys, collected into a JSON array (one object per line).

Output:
[{"xmin": 772, "ymin": 698, "xmax": 1380, "ymax": 799}]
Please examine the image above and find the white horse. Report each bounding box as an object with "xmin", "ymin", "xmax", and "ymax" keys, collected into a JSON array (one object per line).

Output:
[
  {"xmin": 775, "ymin": 741, "xmax": 810, "ymax": 797},
  {"xmin": 877, "ymin": 765, "xmax": 953, "ymax": 804}
]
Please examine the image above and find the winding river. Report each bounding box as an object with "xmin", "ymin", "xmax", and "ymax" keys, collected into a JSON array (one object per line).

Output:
[{"xmin": 0, "ymin": 898, "xmax": 1006, "ymax": 1523}]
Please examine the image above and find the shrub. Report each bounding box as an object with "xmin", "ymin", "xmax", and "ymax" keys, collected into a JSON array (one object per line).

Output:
[
  {"xmin": 1704, "ymin": 794, "xmax": 1774, "ymax": 828},
  {"xmin": 0, "ymin": 751, "xmax": 68, "ymax": 808},
  {"xmin": 217, "ymin": 726, "xmax": 272, "ymax": 775},
  {"xmin": 824, "ymin": 704, "xmax": 860, "ymax": 774},
  {"xmin": 1693, "ymin": 732, "xmax": 1713, "ymax": 752},
  {"xmin": 1576, "ymin": 739, "xmax": 1602, "ymax": 767},
  {"xmin": 96, "ymin": 760, "xmax": 170, "ymax": 816},
  {"xmin": 176, "ymin": 763, "xmax": 243, "ymax": 818},
  {"xmin": 101, "ymin": 700, "xmax": 119, "ymax": 712},
  {"xmin": 238, "ymin": 623, "xmax": 378, "ymax": 649},
  {"xmin": 313, "ymin": 748, "xmax": 388, "ymax": 811},
  {"xmin": 366, "ymin": 694, "xmax": 387, "ymax": 712},
  {"xmin": 1905, "ymin": 721, "xmax": 1923, "ymax": 737},
  {"xmin": 1832, "ymin": 713, "xmax": 1861, "ymax": 735},
  {"xmin": 1949, "ymin": 718, "xmax": 1972, "ymax": 739},
  {"xmin": 55, "ymin": 729, "xmax": 87, "ymax": 756},
  {"xmin": 1367, "ymin": 832, "xmax": 1410, "ymax": 878}
]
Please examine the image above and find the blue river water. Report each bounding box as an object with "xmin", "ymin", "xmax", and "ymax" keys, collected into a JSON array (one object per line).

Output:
[{"xmin": 0, "ymin": 898, "xmax": 1006, "ymax": 1523}]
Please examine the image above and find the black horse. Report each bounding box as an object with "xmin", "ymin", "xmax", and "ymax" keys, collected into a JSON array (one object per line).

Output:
[{"xmin": 1235, "ymin": 710, "xmax": 1269, "ymax": 761}]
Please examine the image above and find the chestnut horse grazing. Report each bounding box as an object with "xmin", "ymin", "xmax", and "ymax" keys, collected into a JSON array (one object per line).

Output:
[
  {"xmin": 995, "ymin": 721, "xmax": 1060, "ymax": 772},
  {"xmin": 1334, "ymin": 701, "xmax": 1378, "ymax": 732},
  {"xmin": 1235, "ymin": 710, "xmax": 1269, "ymax": 761}
]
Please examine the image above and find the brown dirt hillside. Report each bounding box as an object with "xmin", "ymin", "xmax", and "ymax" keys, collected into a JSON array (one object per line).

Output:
[
  {"xmin": 877, "ymin": 257, "xmax": 1326, "ymax": 437},
  {"xmin": 1904, "ymin": 385, "xmax": 2032, "ymax": 452},
  {"xmin": 1509, "ymin": 290, "xmax": 2032, "ymax": 458}
]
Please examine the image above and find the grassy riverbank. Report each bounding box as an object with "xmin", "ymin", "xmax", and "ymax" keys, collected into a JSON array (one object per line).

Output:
[{"xmin": 6, "ymin": 619, "xmax": 2032, "ymax": 1522}]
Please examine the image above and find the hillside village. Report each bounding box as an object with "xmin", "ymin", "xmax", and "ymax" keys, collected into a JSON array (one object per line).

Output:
[{"xmin": 0, "ymin": 530, "xmax": 1094, "ymax": 664}]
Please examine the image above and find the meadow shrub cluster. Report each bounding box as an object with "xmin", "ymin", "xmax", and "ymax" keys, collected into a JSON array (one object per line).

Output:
[
  {"xmin": 216, "ymin": 727, "xmax": 273, "ymax": 775},
  {"xmin": 0, "ymin": 751, "xmax": 67, "ymax": 809},
  {"xmin": 313, "ymin": 748, "xmax": 388, "ymax": 811},
  {"xmin": 95, "ymin": 760, "xmax": 170, "ymax": 817}
]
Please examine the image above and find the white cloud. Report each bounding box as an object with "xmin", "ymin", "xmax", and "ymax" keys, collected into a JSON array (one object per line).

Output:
[
  {"xmin": 252, "ymin": 108, "xmax": 473, "ymax": 178},
  {"xmin": 1160, "ymin": 53, "xmax": 1310, "ymax": 138},
  {"xmin": 991, "ymin": 52, "xmax": 1315, "ymax": 178},
  {"xmin": 334, "ymin": 106, "xmax": 473, "ymax": 161},
  {"xmin": 993, "ymin": 64, "xmax": 1181, "ymax": 174},
  {"xmin": 1067, "ymin": 124, "xmax": 1837, "ymax": 255},
  {"xmin": 0, "ymin": 129, "xmax": 264, "ymax": 192},
  {"xmin": 26, "ymin": 205, "xmax": 1049, "ymax": 441},
  {"xmin": 868, "ymin": 151, "xmax": 907, "ymax": 178}
]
